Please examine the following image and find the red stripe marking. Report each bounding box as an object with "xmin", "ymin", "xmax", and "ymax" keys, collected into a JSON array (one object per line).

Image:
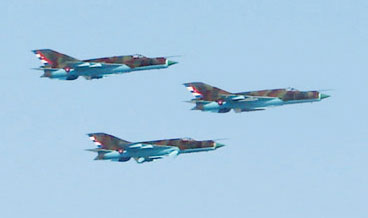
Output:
[
  {"xmin": 191, "ymin": 86, "xmax": 202, "ymax": 96},
  {"xmin": 37, "ymin": 51, "xmax": 53, "ymax": 66}
]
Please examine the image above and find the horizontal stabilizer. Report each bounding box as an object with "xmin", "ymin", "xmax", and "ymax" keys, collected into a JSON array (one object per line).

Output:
[
  {"xmin": 184, "ymin": 99, "xmax": 212, "ymax": 104},
  {"xmin": 84, "ymin": 149, "xmax": 112, "ymax": 160},
  {"xmin": 31, "ymin": 67, "xmax": 59, "ymax": 71},
  {"xmin": 85, "ymin": 148, "xmax": 111, "ymax": 153}
]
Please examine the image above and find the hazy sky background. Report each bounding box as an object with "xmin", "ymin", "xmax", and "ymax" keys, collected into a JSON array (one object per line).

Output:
[{"xmin": 1, "ymin": 0, "xmax": 367, "ymax": 217}]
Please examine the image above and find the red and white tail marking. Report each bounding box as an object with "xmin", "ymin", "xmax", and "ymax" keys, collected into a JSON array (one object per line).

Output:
[
  {"xmin": 186, "ymin": 86, "xmax": 202, "ymax": 98},
  {"xmin": 89, "ymin": 136, "xmax": 102, "ymax": 147},
  {"xmin": 34, "ymin": 51, "xmax": 53, "ymax": 66}
]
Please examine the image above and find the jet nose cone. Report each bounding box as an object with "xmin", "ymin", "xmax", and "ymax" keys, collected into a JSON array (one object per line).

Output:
[
  {"xmin": 215, "ymin": 142, "xmax": 226, "ymax": 149},
  {"xmin": 167, "ymin": 60, "xmax": 178, "ymax": 66},
  {"xmin": 320, "ymin": 93, "xmax": 330, "ymax": 100}
]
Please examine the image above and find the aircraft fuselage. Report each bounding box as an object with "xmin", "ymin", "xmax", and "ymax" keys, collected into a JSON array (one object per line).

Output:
[
  {"xmin": 194, "ymin": 91, "xmax": 329, "ymax": 113},
  {"xmin": 43, "ymin": 59, "xmax": 173, "ymax": 80}
]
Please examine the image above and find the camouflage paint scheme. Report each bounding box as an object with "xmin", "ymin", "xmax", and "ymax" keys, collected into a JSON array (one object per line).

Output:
[
  {"xmin": 184, "ymin": 82, "xmax": 330, "ymax": 113},
  {"xmin": 32, "ymin": 49, "xmax": 178, "ymax": 80},
  {"xmin": 86, "ymin": 133, "xmax": 225, "ymax": 164}
]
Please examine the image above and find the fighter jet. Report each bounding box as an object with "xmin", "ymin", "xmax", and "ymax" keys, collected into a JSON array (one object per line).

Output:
[
  {"xmin": 32, "ymin": 49, "xmax": 178, "ymax": 80},
  {"xmin": 86, "ymin": 133, "xmax": 226, "ymax": 164},
  {"xmin": 184, "ymin": 82, "xmax": 330, "ymax": 113}
]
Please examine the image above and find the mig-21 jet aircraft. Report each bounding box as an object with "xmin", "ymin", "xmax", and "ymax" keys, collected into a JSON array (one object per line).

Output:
[
  {"xmin": 184, "ymin": 82, "xmax": 330, "ymax": 113},
  {"xmin": 32, "ymin": 49, "xmax": 178, "ymax": 80},
  {"xmin": 86, "ymin": 133, "xmax": 226, "ymax": 164}
]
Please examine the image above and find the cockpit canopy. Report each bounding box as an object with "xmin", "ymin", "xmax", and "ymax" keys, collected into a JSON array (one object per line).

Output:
[
  {"xmin": 286, "ymin": 87, "xmax": 299, "ymax": 91},
  {"xmin": 182, "ymin": 137, "xmax": 195, "ymax": 141},
  {"xmin": 132, "ymin": 54, "xmax": 146, "ymax": 58}
]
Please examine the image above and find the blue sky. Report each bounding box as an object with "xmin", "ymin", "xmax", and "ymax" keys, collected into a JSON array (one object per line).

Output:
[{"xmin": 1, "ymin": 0, "xmax": 367, "ymax": 217}]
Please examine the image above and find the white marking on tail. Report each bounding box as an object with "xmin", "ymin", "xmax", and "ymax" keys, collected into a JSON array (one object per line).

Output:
[
  {"xmin": 34, "ymin": 51, "xmax": 53, "ymax": 66},
  {"xmin": 186, "ymin": 87, "xmax": 194, "ymax": 91},
  {"xmin": 186, "ymin": 86, "xmax": 202, "ymax": 98}
]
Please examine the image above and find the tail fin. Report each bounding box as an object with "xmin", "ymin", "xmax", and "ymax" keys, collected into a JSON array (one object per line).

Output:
[
  {"xmin": 87, "ymin": 133, "xmax": 131, "ymax": 150},
  {"xmin": 32, "ymin": 49, "xmax": 79, "ymax": 68},
  {"xmin": 183, "ymin": 82, "xmax": 231, "ymax": 101}
]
